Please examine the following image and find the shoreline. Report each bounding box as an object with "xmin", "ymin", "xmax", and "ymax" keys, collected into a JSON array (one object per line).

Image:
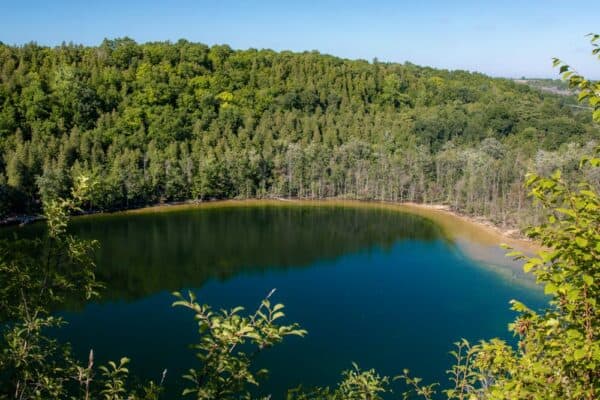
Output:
[
  {"xmin": 112, "ymin": 198, "xmax": 541, "ymax": 255},
  {"xmin": 397, "ymin": 202, "xmax": 540, "ymax": 252},
  {"xmin": 2, "ymin": 198, "xmax": 541, "ymax": 282},
  {"xmin": 112, "ymin": 198, "xmax": 541, "ymax": 278},
  {"xmin": 3, "ymin": 198, "xmax": 541, "ymax": 265}
]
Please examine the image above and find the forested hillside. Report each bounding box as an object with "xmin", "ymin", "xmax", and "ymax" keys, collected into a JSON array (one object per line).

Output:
[{"xmin": 0, "ymin": 38, "xmax": 598, "ymax": 226}]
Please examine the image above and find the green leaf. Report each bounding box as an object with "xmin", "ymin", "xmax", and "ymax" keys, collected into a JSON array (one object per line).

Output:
[
  {"xmin": 523, "ymin": 258, "xmax": 542, "ymax": 273},
  {"xmin": 567, "ymin": 289, "xmax": 580, "ymax": 302},
  {"xmin": 578, "ymin": 91, "xmax": 590, "ymax": 101},
  {"xmin": 510, "ymin": 300, "xmax": 531, "ymax": 312},
  {"xmin": 566, "ymin": 329, "xmax": 582, "ymax": 339},
  {"xmin": 544, "ymin": 283, "xmax": 558, "ymax": 295},
  {"xmin": 583, "ymin": 275, "xmax": 594, "ymax": 285},
  {"xmin": 551, "ymin": 170, "xmax": 562, "ymax": 180},
  {"xmin": 557, "ymin": 208, "xmax": 576, "ymax": 218},
  {"xmin": 575, "ymin": 237, "xmax": 588, "ymax": 248},
  {"xmin": 574, "ymin": 348, "xmax": 587, "ymax": 360}
]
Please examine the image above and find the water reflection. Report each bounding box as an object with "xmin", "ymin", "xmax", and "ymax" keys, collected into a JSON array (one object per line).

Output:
[{"xmin": 69, "ymin": 206, "xmax": 448, "ymax": 301}]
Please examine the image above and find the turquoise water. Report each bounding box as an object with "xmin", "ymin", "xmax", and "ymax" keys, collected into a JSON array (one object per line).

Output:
[{"xmin": 28, "ymin": 205, "xmax": 544, "ymax": 397}]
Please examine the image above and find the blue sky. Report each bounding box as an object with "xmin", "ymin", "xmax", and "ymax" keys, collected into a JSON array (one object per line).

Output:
[{"xmin": 1, "ymin": 0, "xmax": 598, "ymax": 78}]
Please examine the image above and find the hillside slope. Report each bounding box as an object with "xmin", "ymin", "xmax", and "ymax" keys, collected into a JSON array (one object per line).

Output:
[{"xmin": 0, "ymin": 39, "xmax": 598, "ymax": 226}]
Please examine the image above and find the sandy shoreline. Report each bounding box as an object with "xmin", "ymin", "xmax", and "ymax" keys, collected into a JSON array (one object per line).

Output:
[
  {"xmin": 111, "ymin": 198, "xmax": 541, "ymax": 255},
  {"xmin": 5, "ymin": 198, "xmax": 540, "ymax": 274},
  {"xmin": 109, "ymin": 198, "xmax": 541, "ymax": 278},
  {"xmin": 0, "ymin": 198, "xmax": 542, "ymax": 253},
  {"xmin": 397, "ymin": 202, "xmax": 541, "ymax": 252}
]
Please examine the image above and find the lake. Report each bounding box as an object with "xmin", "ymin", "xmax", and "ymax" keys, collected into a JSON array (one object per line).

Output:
[{"xmin": 13, "ymin": 202, "xmax": 547, "ymax": 397}]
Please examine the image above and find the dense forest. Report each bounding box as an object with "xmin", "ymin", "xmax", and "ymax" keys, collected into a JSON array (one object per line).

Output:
[{"xmin": 0, "ymin": 38, "xmax": 598, "ymax": 226}]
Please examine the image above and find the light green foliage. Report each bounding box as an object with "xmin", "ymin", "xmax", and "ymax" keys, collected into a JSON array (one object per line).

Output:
[
  {"xmin": 172, "ymin": 289, "xmax": 306, "ymax": 399},
  {"xmin": 397, "ymin": 370, "xmax": 438, "ymax": 400},
  {"xmin": 99, "ymin": 358, "xmax": 132, "ymax": 400},
  {"xmin": 443, "ymin": 339, "xmax": 483, "ymax": 399},
  {"xmin": 0, "ymin": 176, "xmax": 161, "ymax": 399},
  {"xmin": 287, "ymin": 364, "xmax": 390, "ymax": 400},
  {"xmin": 553, "ymin": 34, "xmax": 600, "ymax": 123},
  {"xmin": 471, "ymin": 148, "xmax": 600, "ymax": 399},
  {"xmin": 0, "ymin": 175, "xmax": 98, "ymax": 398},
  {"xmin": 469, "ymin": 37, "xmax": 600, "ymax": 400},
  {"xmin": 333, "ymin": 364, "xmax": 390, "ymax": 400},
  {"xmin": 0, "ymin": 175, "xmax": 99, "ymax": 322}
]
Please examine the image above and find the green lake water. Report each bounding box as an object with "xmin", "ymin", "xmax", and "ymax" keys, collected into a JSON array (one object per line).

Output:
[{"xmin": 9, "ymin": 205, "xmax": 547, "ymax": 397}]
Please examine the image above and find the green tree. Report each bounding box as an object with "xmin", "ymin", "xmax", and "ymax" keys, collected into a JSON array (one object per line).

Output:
[{"xmin": 173, "ymin": 290, "xmax": 306, "ymax": 399}]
